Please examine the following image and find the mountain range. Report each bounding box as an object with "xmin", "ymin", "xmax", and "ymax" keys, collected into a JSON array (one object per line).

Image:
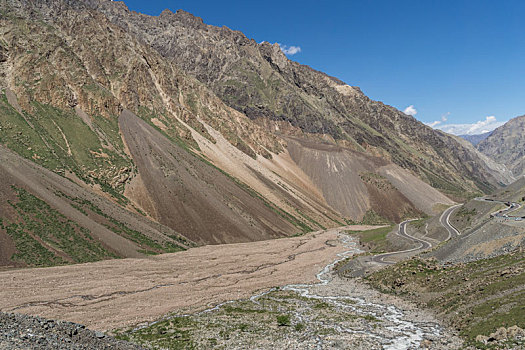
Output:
[
  {"xmin": 459, "ymin": 131, "xmax": 492, "ymax": 146},
  {"xmin": 0, "ymin": 0, "xmax": 519, "ymax": 267}
]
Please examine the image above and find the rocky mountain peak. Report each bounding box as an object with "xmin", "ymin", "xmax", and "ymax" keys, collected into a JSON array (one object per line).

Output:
[
  {"xmin": 171, "ymin": 9, "xmax": 205, "ymax": 29},
  {"xmin": 258, "ymin": 42, "xmax": 289, "ymax": 72},
  {"xmin": 477, "ymin": 114, "xmax": 525, "ymax": 177}
]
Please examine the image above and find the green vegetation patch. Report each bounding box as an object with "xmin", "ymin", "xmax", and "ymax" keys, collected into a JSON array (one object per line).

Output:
[
  {"xmin": 346, "ymin": 225, "xmax": 395, "ymax": 253},
  {"xmin": 0, "ymin": 94, "xmax": 134, "ymax": 203},
  {"xmin": 359, "ymin": 172, "xmax": 395, "ymax": 191},
  {"xmin": 360, "ymin": 210, "xmax": 392, "ymax": 225},
  {"xmin": 456, "ymin": 206, "xmax": 477, "ymax": 222},
  {"xmin": 276, "ymin": 314, "xmax": 291, "ymax": 327},
  {"xmin": 119, "ymin": 316, "xmax": 197, "ymax": 349},
  {"xmin": 4, "ymin": 186, "xmax": 118, "ymax": 267},
  {"xmin": 366, "ymin": 252, "xmax": 525, "ymax": 345},
  {"xmin": 54, "ymin": 191, "xmax": 186, "ymax": 254}
]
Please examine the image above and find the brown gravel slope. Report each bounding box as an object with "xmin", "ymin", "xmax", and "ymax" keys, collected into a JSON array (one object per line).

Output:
[
  {"xmin": 0, "ymin": 226, "xmax": 376, "ymax": 331},
  {"xmin": 286, "ymin": 137, "xmax": 453, "ymax": 220},
  {"xmin": 119, "ymin": 109, "xmax": 300, "ymax": 244}
]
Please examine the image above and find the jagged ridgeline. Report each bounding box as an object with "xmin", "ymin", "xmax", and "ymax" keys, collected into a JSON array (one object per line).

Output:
[{"xmin": 0, "ymin": 0, "xmax": 513, "ymax": 267}]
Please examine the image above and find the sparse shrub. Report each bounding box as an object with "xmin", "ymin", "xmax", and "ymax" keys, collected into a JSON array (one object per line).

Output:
[
  {"xmin": 276, "ymin": 314, "xmax": 291, "ymax": 327},
  {"xmin": 294, "ymin": 323, "xmax": 305, "ymax": 332}
]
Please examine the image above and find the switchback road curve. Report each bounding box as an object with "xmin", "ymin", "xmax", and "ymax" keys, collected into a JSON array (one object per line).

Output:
[{"xmin": 373, "ymin": 204, "xmax": 462, "ymax": 265}]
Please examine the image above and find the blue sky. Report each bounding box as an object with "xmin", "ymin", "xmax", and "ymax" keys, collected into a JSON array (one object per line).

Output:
[{"xmin": 122, "ymin": 0, "xmax": 525, "ymax": 135}]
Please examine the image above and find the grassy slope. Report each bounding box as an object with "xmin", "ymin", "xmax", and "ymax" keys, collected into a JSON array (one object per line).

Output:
[
  {"xmin": 0, "ymin": 186, "xmax": 187, "ymax": 267},
  {"xmin": 366, "ymin": 253, "xmax": 525, "ymax": 347},
  {"xmin": 346, "ymin": 225, "xmax": 395, "ymax": 254},
  {"xmin": 0, "ymin": 93, "xmax": 133, "ymax": 201},
  {"xmin": 2, "ymin": 186, "xmax": 118, "ymax": 266}
]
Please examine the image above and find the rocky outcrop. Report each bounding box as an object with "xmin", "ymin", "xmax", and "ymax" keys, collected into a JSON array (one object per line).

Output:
[
  {"xmin": 0, "ymin": 312, "xmax": 143, "ymax": 349},
  {"xmin": 476, "ymin": 326, "xmax": 525, "ymax": 345}
]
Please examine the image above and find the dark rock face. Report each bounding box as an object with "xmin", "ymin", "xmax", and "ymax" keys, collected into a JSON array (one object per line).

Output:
[
  {"xmin": 0, "ymin": 312, "xmax": 144, "ymax": 349},
  {"xmin": 85, "ymin": 0, "xmax": 509, "ymax": 196}
]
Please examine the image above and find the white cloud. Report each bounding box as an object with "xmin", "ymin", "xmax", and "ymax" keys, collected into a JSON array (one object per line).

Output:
[
  {"xmin": 426, "ymin": 120, "xmax": 442, "ymax": 127},
  {"xmin": 425, "ymin": 112, "xmax": 450, "ymax": 128},
  {"xmin": 434, "ymin": 115, "xmax": 506, "ymax": 135},
  {"xmin": 278, "ymin": 43, "xmax": 302, "ymax": 55},
  {"xmin": 403, "ymin": 105, "xmax": 417, "ymax": 116}
]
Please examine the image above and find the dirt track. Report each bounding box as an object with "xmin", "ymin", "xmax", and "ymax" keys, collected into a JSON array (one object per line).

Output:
[{"xmin": 0, "ymin": 226, "xmax": 377, "ymax": 331}]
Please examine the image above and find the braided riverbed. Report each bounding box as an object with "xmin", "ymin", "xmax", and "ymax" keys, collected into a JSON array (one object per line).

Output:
[{"xmin": 122, "ymin": 233, "xmax": 462, "ymax": 349}]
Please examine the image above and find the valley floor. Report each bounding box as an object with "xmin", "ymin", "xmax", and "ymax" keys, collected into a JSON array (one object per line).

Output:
[
  {"xmin": 0, "ymin": 226, "xmax": 371, "ymax": 331},
  {"xmin": 0, "ymin": 225, "xmax": 464, "ymax": 349},
  {"xmin": 116, "ymin": 233, "xmax": 462, "ymax": 350}
]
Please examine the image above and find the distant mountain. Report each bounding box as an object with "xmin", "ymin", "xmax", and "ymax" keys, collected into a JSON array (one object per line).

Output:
[
  {"xmin": 477, "ymin": 115, "xmax": 525, "ymax": 177},
  {"xmin": 459, "ymin": 131, "xmax": 493, "ymax": 146}
]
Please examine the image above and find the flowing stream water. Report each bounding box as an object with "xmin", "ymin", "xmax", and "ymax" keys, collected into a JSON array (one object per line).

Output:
[
  {"xmin": 247, "ymin": 233, "xmax": 443, "ymax": 349},
  {"xmin": 134, "ymin": 232, "xmax": 449, "ymax": 349}
]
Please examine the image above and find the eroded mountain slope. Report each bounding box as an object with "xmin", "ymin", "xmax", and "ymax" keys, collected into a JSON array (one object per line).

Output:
[
  {"xmin": 90, "ymin": 0, "xmax": 511, "ymax": 198},
  {"xmin": 120, "ymin": 109, "xmax": 304, "ymax": 244},
  {"xmin": 0, "ymin": 144, "xmax": 191, "ymax": 268}
]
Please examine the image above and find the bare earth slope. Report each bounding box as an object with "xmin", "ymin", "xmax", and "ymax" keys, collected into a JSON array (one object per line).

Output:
[
  {"xmin": 119, "ymin": 109, "xmax": 300, "ymax": 244},
  {"xmin": 286, "ymin": 137, "xmax": 454, "ymax": 220}
]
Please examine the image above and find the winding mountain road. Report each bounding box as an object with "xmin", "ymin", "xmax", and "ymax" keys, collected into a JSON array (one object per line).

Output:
[
  {"xmin": 372, "ymin": 219, "xmax": 433, "ymax": 264},
  {"xmin": 373, "ymin": 204, "xmax": 462, "ymax": 265},
  {"xmin": 474, "ymin": 197, "xmax": 522, "ymax": 218},
  {"xmin": 439, "ymin": 204, "xmax": 462, "ymax": 240}
]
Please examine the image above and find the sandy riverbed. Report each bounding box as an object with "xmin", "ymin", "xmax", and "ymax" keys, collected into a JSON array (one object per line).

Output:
[{"xmin": 0, "ymin": 225, "xmax": 378, "ymax": 331}]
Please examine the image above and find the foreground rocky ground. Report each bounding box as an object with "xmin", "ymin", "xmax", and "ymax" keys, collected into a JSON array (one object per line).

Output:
[
  {"xmin": 365, "ymin": 249, "xmax": 525, "ymax": 348},
  {"xmin": 115, "ymin": 279, "xmax": 463, "ymax": 349},
  {"xmin": 0, "ymin": 313, "xmax": 143, "ymax": 349}
]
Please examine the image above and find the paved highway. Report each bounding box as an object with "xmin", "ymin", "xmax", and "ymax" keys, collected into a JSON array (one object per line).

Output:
[
  {"xmin": 372, "ymin": 204, "xmax": 462, "ymax": 265},
  {"xmin": 439, "ymin": 204, "xmax": 462, "ymax": 240},
  {"xmin": 474, "ymin": 197, "xmax": 522, "ymax": 219},
  {"xmin": 372, "ymin": 219, "xmax": 434, "ymax": 265}
]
